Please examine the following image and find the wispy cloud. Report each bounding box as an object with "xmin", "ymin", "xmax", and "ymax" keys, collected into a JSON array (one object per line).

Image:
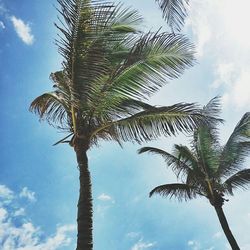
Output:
[
  {"xmin": 0, "ymin": 20, "xmax": 4, "ymax": 29},
  {"xmin": 0, "ymin": 183, "xmax": 76, "ymax": 250},
  {"xmin": 0, "ymin": 221, "xmax": 76, "ymax": 250},
  {"xmin": 131, "ymin": 239, "xmax": 156, "ymax": 250},
  {"xmin": 20, "ymin": 187, "xmax": 36, "ymax": 202},
  {"xmin": 0, "ymin": 185, "xmax": 14, "ymax": 198},
  {"xmin": 188, "ymin": 240, "xmax": 200, "ymax": 250},
  {"xmin": 213, "ymin": 231, "xmax": 223, "ymax": 239},
  {"xmin": 96, "ymin": 193, "xmax": 115, "ymax": 216},
  {"xmin": 187, "ymin": 0, "xmax": 250, "ymax": 109},
  {"xmin": 13, "ymin": 207, "xmax": 25, "ymax": 217},
  {"xmin": 0, "ymin": 207, "xmax": 7, "ymax": 222},
  {"xmin": 10, "ymin": 16, "xmax": 34, "ymax": 45},
  {"xmin": 126, "ymin": 232, "xmax": 141, "ymax": 239},
  {"xmin": 0, "ymin": 184, "xmax": 14, "ymax": 203},
  {"xmin": 97, "ymin": 193, "xmax": 113, "ymax": 202}
]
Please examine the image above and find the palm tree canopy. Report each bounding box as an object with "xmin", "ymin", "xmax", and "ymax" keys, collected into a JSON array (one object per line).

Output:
[
  {"xmin": 139, "ymin": 98, "xmax": 250, "ymax": 205},
  {"xmin": 30, "ymin": 0, "xmax": 209, "ymax": 148}
]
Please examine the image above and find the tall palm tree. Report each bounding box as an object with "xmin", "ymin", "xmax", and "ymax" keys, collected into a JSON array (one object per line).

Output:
[
  {"xmin": 30, "ymin": 0, "xmax": 209, "ymax": 249},
  {"xmin": 139, "ymin": 97, "xmax": 250, "ymax": 250}
]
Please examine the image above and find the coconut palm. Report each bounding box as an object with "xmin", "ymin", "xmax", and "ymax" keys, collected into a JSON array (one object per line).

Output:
[
  {"xmin": 30, "ymin": 0, "xmax": 208, "ymax": 249},
  {"xmin": 139, "ymin": 98, "xmax": 250, "ymax": 250},
  {"xmin": 155, "ymin": 0, "xmax": 190, "ymax": 32}
]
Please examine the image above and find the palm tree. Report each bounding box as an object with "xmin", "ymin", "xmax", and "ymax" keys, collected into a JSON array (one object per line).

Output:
[
  {"xmin": 139, "ymin": 97, "xmax": 250, "ymax": 250},
  {"xmin": 155, "ymin": 0, "xmax": 190, "ymax": 32},
  {"xmin": 30, "ymin": 0, "xmax": 209, "ymax": 249}
]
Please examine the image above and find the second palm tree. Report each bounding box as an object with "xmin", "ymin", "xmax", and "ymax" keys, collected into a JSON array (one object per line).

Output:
[{"xmin": 139, "ymin": 97, "xmax": 250, "ymax": 250}]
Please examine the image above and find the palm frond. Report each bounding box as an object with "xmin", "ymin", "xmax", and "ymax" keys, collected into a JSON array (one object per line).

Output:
[
  {"xmin": 107, "ymin": 99, "xmax": 157, "ymax": 119},
  {"xmin": 174, "ymin": 145, "xmax": 197, "ymax": 168},
  {"xmin": 92, "ymin": 102, "xmax": 204, "ymax": 143},
  {"xmin": 109, "ymin": 32, "xmax": 195, "ymax": 99},
  {"xmin": 224, "ymin": 169, "xmax": 250, "ymax": 195},
  {"xmin": 218, "ymin": 113, "xmax": 250, "ymax": 178},
  {"xmin": 194, "ymin": 126, "xmax": 221, "ymax": 178},
  {"xmin": 201, "ymin": 96, "xmax": 224, "ymax": 126},
  {"xmin": 155, "ymin": 0, "xmax": 189, "ymax": 32},
  {"xmin": 30, "ymin": 92, "xmax": 71, "ymax": 129},
  {"xmin": 109, "ymin": 4, "xmax": 143, "ymax": 32},
  {"xmin": 50, "ymin": 70, "xmax": 71, "ymax": 94},
  {"xmin": 55, "ymin": 0, "xmax": 142, "ymax": 105},
  {"xmin": 149, "ymin": 183, "xmax": 198, "ymax": 201},
  {"xmin": 53, "ymin": 132, "xmax": 74, "ymax": 146},
  {"xmin": 192, "ymin": 96, "xmax": 223, "ymax": 149},
  {"xmin": 86, "ymin": 32, "xmax": 195, "ymax": 117},
  {"xmin": 138, "ymin": 146, "xmax": 192, "ymax": 177}
]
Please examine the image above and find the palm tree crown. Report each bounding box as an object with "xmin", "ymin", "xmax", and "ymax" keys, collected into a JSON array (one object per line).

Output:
[
  {"xmin": 30, "ymin": 0, "xmax": 205, "ymax": 149},
  {"xmin": 138, "ymin": 97, "xmax": 250, "ymax": 249}
]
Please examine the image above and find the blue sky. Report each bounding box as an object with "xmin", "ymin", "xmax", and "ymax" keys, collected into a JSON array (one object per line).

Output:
[{"xmin": 0, "ymin": 0, "xmax": 250, "ymax": 249}]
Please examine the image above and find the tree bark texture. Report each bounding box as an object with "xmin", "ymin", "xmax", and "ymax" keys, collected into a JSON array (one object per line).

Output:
[
  {"xmin": 214, "ymin": 206, "xmax": 240, "ymax": 250},
  {"xmin": 75, "ymin": 143, "xmax": 93, "ymax": 250}
]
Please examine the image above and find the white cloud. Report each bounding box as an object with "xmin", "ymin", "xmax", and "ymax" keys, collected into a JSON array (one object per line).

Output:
[
  {"xmin": 230, "ymin": 70, "xmax": 250, "ymax": 108},
  {"xmin": 0, "ymin": 185, "xmax": 14, "ymax": 198},
  {"xmin": 0, "ymin": 221, "xmax": 75, "ymax": 250},
  {"xmin": 213, "ymin": 231, "xmax": 223, "ymax": 239},
  {"xmin": 96, "ymin": 194, "xmax": 115, "ymax": 216},
  {"xmin": 13, "ymin": 208, "xmax": 25, "ymax": 217},
  {"xmin": 97, "ymin": 193, "xmax": 112, "ymax": 202},
  {"xmin": 187, "ymin": 240, "xmax": 202, "ymax": 250},
  {"xmin": 212, "ymin": 63, "xmax": 250, "ymax": 109},
  {"xmin": 20, "ymin": 187, "xmax": 36, "ymax": 202},
  {"xmin": 0, "ymin": 207, "xmax": 7, "ymax": 222},
  {"xmin": 0, "ymin": 183, "xmax": 76, "ymax": 250},
  {"xmin": 0, "ymin": 185, "xmax": 14, "ymax": 203},
  {"xmin": 131, "ymin": 239, "xmax": 156, "ymax": 250},
  {"xmin": 10, "ymin": 16, "xmax": 34, "ymax": 45},
  {"xmin": 212, "ymin": 63, "xmax": 236, "ymax": 89},
  {"xmin": 186, "ymin": 5, "xmax": 211, "ymax": 58},
  {"xmin": 187, "ymin": 240, "xmax": 209, "ymax": 250},
  {"xmin": 187, "ymin": 0, "xmax": 250, "ymax": 110},
  {"xmin": 127, "ymin": 232, "xmax": 141, "ymax": 239},
  {"xmin": 0, "ymin": 20, "xmax": 5, "ymax": 29}
]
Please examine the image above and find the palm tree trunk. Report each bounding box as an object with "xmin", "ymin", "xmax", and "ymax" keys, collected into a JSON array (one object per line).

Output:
[
  {"xmin": 75, "ymin": 144, "xmax": 93, "ymax": 250},
  {"xmin": 214, "ymin": 206, "xmax": 240, "ymax": 250}
]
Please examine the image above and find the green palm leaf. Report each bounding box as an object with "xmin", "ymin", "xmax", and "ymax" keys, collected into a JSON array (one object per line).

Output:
[
  {"xmin": 155, "ymin": 0, "xmax": 189, "ymax": 32},
  {"xmin": 56, "ymin": 0, "xmax": 143, "ymax": 104},
  {"xmin": 30, "ymin": 92, "xmax": 71, "ymax": 129},
  {"xmin": 87, "ymin": 32, "xmax": 195, "ymax": 118},
  {"xmin": 195, "ymin": 126, "xmax": 220, "ymax": 178},
  {"xmin": 92, "ymin": 102, "xmax": 203, "ymax": 143},
  {"xmin": 218, "ymin": 112, "xmax": 250, "ymax": 178},
  {"xmin": 224, "ymin": 169, "xmax": 250, "ymax": 195},
  {"xmin": 149, "ymin": 183, "xmax": 198, "ymax": 201},
  {"xmin": 110, "ymin": 32, "xmax": 195, "ymax": 98},
  {"xmin": 138, "ymin": 146, "xmax": 195, "ymax": 179}
]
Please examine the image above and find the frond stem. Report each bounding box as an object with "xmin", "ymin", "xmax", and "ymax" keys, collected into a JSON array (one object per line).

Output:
[{"xmin": 71, "ymin": 105, "xmax": 77, "ymax": 133}]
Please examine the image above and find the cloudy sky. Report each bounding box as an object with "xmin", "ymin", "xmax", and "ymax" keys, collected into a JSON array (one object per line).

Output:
[{"xmin": 0, "ymin": 0, "xmax": 249, "ymax": 249}]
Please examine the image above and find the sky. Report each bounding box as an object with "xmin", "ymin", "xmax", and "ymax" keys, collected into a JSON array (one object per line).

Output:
[{"xmin": 0, "ymin": 0, "xmax": 250, "ymax": 249}]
